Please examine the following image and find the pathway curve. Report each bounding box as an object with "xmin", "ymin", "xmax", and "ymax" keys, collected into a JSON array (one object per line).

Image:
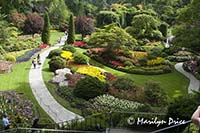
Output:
[
  {"xmin": 29, "ymin": 36, "xmax": 83, "ymax": 123},
  {"xmin": 175, "ymin": 62, "xmax": 200, "ymax": 93}
]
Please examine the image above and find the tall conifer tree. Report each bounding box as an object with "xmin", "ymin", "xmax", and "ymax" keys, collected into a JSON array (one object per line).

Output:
[
  {"xmin": 67, "ymin": 14, "xmax": 75, "ymax": 44},
  {"xmin": 42, "ymin": 12, "xmax": 50, "ymax": 44}
]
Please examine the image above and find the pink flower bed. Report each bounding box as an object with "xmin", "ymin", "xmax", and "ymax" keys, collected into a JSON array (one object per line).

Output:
[
  {"xmin": 110, "ymin": 61, "xmax": 124, "ymax": 67},
  {"xmin": 38, "ymin": 44, "xmax": 49, "ymax": 49},
  {"xmin": 90, "ymin": 48, "xmax": 105, "ymax": 51},
  {"xmin": 73, "ymin": 41, "xmax": 87, "ymax": 47}
]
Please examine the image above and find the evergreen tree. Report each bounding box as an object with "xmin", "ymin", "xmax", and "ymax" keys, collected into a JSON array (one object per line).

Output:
[
  {"xmin": 66, "ymin": 14, "xmax": 75, "ymax": 44},
  {"xmin": 42, "ymin": 12, "xmax": 50, "ymax": 44}
]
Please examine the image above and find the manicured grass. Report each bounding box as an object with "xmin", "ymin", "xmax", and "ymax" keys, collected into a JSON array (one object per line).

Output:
[
  {"xmin": 42, "ymin": 59, "xmax": 82, "ymax": 115},
  {"xmin": 0, "ymin": 61, "xmax": 53, "ymax": 123},
  {"xmin": 94, "ymin": 62, "xmax": 189, "ymax": 99},
  {"xmin": 50, "ymin": 31, "xmax": 64, "ymax": 45}
]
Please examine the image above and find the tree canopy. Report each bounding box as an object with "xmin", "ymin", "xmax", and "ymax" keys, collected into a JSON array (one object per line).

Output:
[{"xmin": 173, "ymin": 0, "xmax": 200, "ymax": 50}]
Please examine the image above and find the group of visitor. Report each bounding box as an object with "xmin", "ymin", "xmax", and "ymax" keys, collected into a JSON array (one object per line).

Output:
[{"xmin": 32, "ymin": 54, "xmax": 41, "ymax": 69}]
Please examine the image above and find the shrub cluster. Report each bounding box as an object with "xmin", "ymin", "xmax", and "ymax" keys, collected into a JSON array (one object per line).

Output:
[
  {"xmin": 62, "ymin": 45, "xmax": 76, "ymax": 53},
  {"xmin": 47, "ymin": 49, "xmax": 62, "ymax": 58},
  {"xmin": 74, "ymin": 76, "xmax": 107, "ymax": 100},
  {"xmin": 48, "ymin": 56, "xmax": 66, "ymax": 72},
  {"xmin": 117, "ymin": 65, "xmax": 172, "ymax": 75},
  {"xmin": 166, "ymin": 55, "xmax": 200, "ymax": 62},
  {"xmin": 73, "ymin": 52, "xmax": 88, "ymax": 64}
]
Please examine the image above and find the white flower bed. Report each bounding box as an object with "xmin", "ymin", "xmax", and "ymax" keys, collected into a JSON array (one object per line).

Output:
[
  {"xmin": 89, "ymin": 94, "xmax": 143, "ymax": 112},
  {"xmin": 51, "ymin": 68, "xmax": 72, "ymax": 86}
]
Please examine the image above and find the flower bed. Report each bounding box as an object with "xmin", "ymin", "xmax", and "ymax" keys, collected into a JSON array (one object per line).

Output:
[
  {"xmin": 73, "ymin": 41, "xmax": 87, "ymax": 47},
  {"xmin": 76, "ymin": 66, "xmax": 106, "ymax": 82},
  {"xmin": 88, "ymin": 94, "xmax": 143, "ymax": 112},
  {"xmin": 16, "ymin": 48, "xmax": 41, "ymax": 63},
  {"xmin": 38, "ymin": 44, "xmax": 49, "ymax": 49},
  {"xmin": 0, "ymin": 91, "xmax": 36, "ymax": 128},
  {"xmin": 60, "ymin": 50, "xmax": 73, "ymax": 60}
]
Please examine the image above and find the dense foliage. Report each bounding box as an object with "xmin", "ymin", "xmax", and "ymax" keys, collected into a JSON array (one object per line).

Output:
[
  {"xmin": 74, "ymin": 76, "xmax": 107, "ymax": 100},
  {"xmin": 173, "ymin": 0, "xmax": 200, "ymax": 50},
  {"xmin": 23, "ymin": 13, "xmax": 44, "ymax": 35},
  {"xmin": 75, "ymin": 16, "xmax": 94, "ymax": 40},
  {"xmin": 48, "ymin": 56, "xmax": 66, "ymax": 72},
  {"xmin": 167, "ymin": 92, "xmax": 200, "ymax": 120}
]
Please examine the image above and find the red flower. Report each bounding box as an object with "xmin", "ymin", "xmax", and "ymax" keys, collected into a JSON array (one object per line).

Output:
[
  {"xmin": 110, "ymin": 61, "xmax": 124, "ymax": 67},
  {"xmin": 38, "ymin": 44, "xmax": 49, "ymax": 49},
  {"xmin": 73, "ymin": 41, "xmax": 87, "ymax": 47}
]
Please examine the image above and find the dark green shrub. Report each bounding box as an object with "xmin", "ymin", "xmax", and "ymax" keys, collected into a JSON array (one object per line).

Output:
[
  {"xmin": 124, "ymin": 61, "xmax": 133, "ymax": 66},
  {"xmin": 74, "ymin": 76, "xmax": 107, "ymax": 100},
  {"xmin": 144, "ymin": 80, "xmax": 168, "ymax": 107},
  {"xmin": 167, "ymin": 92, "xmax": 200, "ymax": 120},
  {"xmin": 138, "ymin": 58, "xmax": 147, "ymax": 66},
  {"xmin": 73, "ymin": 52, "xmax": 88, "ymax": 64},
  {"xmin": 112, "ymin": 77, "xmax": 135, "ymax": 90},
  {"xmin": 48, "ymin": 56, "xmax": 66, "ymax": 72},
  {"xmin": 62, "ymin": 45, "xmax": 76, "ymax": 53},
  {"xmin": 47, "ymin": 49, "xmax": 62, "ymax": 58}
]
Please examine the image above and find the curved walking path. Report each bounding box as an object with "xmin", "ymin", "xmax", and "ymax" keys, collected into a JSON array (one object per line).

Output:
[
  {"xmin": 29, "ymin": 36, "xmax": 83, "ymax": 123},
  {"xmin": 175, "ymin": 62, "xmax": 200, "ymax": 93}
]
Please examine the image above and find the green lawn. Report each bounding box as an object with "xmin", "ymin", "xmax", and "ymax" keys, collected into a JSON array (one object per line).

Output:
[
  {"xmin": 50, "ymin": 31, "xmax": 64, "ymax": 45},
  {"xmin": 94, "ymin": 62, "xmax": 188, "ymax": 99}
]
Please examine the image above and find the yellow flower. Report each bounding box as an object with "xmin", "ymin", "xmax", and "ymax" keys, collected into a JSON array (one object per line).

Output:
[
  {"xmin": 61, "ymin": 51, "xmax": 73, "ymax": 60},
  {"xmin": 77, "ymin": 66, "xmax": 106, "ymax": 82}
]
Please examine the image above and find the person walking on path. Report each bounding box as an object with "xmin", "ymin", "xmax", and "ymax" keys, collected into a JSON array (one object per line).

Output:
[
  {"xmin": 32, "ymin": 58, "xmax": 37, "ymax": 69},
  {"xmin": 2, "ymin": 114, "xmax": 10, "ymax": 130},
  {"xmin": 37, "ymin": 54, "xmax": 41, "ymax": 65}
]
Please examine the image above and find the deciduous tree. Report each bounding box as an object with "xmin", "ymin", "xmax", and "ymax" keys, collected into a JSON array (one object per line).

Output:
[
  {"xmin": 23, "ymin": 13, "xmax": 44, "ymax": 35},
  {"xmin": 75, "ymin": 16, "xmax": 94, "ymax": 40}
]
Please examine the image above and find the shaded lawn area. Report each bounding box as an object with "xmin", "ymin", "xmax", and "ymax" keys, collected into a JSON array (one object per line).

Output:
[
  {"xmin": 42, "ymin": 59, "xmax": 82, "ymax": 115},
  {"xmin": 0, "ymin": 61, "xmax": 53, "ymax": 123}
]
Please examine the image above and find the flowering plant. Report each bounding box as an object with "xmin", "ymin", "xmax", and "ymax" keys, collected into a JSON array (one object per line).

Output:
[
  {"xmin": 60, "ymin": 50, "xmax": 73, "ymax": 60},
  {"xmin": 88, "ymin": 94, "xmax": 143, "ymax": 112},
  {"xmin": 38, "ymin": 44, "xmax": 49, "ymax": 49},
  {"xmin": 76, "ymin": 66, "xmax": 106, "ymax": 82},
  {"xmin": 73, "ymin": 41, "xmax": 87, "ymax": 47},
  {"xmin": 110, "ymin": 60, "xmax": 124, "ymax": 67}
]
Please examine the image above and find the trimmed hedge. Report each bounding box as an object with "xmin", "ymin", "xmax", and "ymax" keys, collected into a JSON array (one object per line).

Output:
[
  {"xmin": 62, "ymin": 45, "xmax": 76, "ymax": 53},
  {"xmin": 73, "ymin": 52, "xmax": 88, "ymax": 64},
  {"xmin": 47, "ymin": 49, "xmax": 62, "ymax": 58},
  {"xmin": 74, "ymin": 76, "xmax": 107, "ymax": 100},
  {"xmin": 91, "ymin": 56, "xmax": 172, "ymax": 75},
  {"xmin": 48, "ymin": 56, "xmax": 66, "ymax": 72}
]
